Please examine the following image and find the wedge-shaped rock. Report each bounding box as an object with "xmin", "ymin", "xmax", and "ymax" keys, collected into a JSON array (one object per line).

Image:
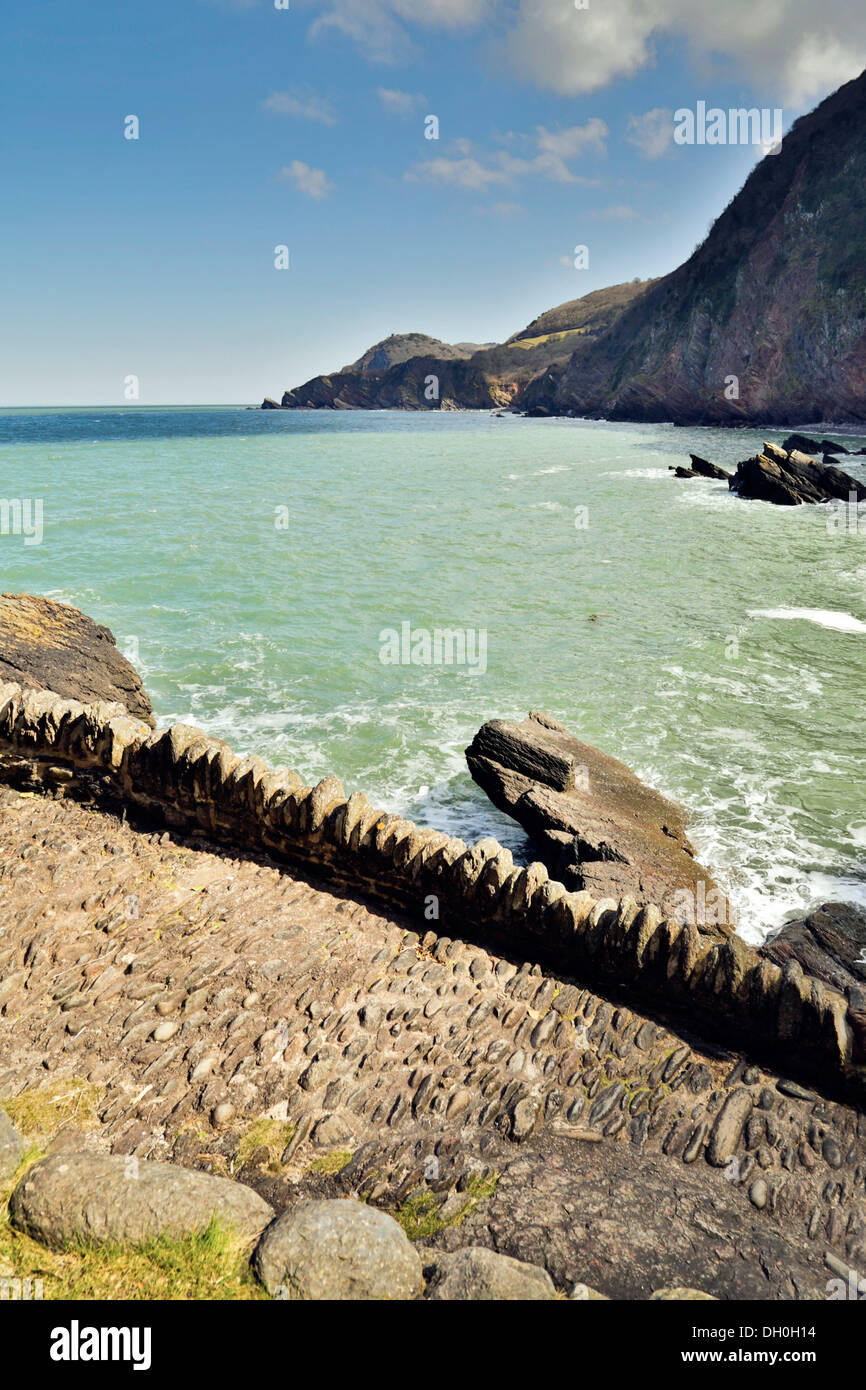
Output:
[{"xmin": 467, "ymin": 710, "xmax": 729, "ymax": 931}]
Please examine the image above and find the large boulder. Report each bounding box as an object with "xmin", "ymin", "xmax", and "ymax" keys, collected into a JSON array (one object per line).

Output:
[
  {"xmin": 9, "ymin": 1153, "xmax": 273, "ymax": 1250},
  {"xmin": 425, "ymin": 1246, "xmax": 556, "ymax": 1300},
  {"xmin": 729, "ymin": 443, "xmax": 866, "ymax": 506},
  {"xmin": 466, "ymin": 710, "xmax": 732, "ymax": 932},
  {"xmin": 0, "ymin": 594, "xmax": 154, "ymax": 725},
  {"xmin": 253, "ymin": 1198, "xmax": 423, "ymax": 1300}
]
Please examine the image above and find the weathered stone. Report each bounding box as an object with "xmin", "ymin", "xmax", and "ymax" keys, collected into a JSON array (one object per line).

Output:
[
  {"xmin": 706, "ymin": 1089, "xmax": 753, "ymax": 1167},
  {"xmin": 253, "ymin": 1199, "xmax": 422, "ymax": 1300},
  {"xmin": 465, "ymin": 709, "xmax": 726, "ymax": 924},
  {"xmin": 0, "ymin": 594, "xmax": 154, "ymax": 724},
  {"xmin": 730, "ymin": 447, "xmax": 866, "ymax": 507},
  {"xmin": 426, "ymin": 1245, "xmax": 556, "ymax": 1300},
  {"xmin": 9, "ymin": 1153, "xmax": 273, "ymax": 1249}
]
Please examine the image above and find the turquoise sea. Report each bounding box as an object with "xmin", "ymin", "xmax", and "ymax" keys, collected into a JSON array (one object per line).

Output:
[{"xmin": 1, "ymin": 405, "xmax": 865, "ymax": 944}]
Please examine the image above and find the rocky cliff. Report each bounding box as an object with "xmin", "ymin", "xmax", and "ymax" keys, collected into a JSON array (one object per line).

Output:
[
  {"xmin": 272, "ymin": 281, "xmax": 654, "ymax": 411},
  {"xmin": 519, "ymin": 70, "xmax": 866, "ymax": 424}
]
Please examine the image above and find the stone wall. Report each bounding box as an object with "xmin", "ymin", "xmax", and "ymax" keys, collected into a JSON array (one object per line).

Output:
[{"xmin": 0, "ymin": 680, "xmax": 859, "ymax": 1104}]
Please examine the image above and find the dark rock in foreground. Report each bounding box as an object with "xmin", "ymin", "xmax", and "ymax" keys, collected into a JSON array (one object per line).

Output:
[
  {"xmin": 761, "ymin": 902, "xmax": 866, "ymax": 1062},
  {"xmin": 466, "ymin": 710, "xmax": 731, "ymax": 932},
  {"xmin": 0, "ymin": 593, "xmax": 154, "ymax": 725},
  {"xmin": 671, "ymin": 456, "xmax": 730, "ymax": 480},
  {"xmin": 729, "ymin": 442, "xmax": 866, "ymax": 506},
  {"xmin": 761, "ymin": 901, "xmax": 866, "ymax": 995}
]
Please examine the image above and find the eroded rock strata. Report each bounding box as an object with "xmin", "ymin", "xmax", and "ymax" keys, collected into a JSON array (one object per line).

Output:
[
  {"xmin": 466, "ymin": 710, "xmax": 730, "ymax": 932},
  {"xmin": 0, "ymin": 593, "xmax": 154, "ymax": 726},
  {"xmin": 729, "ymin": 442, "xmax": 866, "ymax": 506}
]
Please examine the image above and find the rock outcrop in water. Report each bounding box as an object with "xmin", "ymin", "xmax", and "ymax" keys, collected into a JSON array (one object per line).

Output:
[
  {"xmin": 466, "ymin": 710, "xmax": 731, "ymax": 933},
  {"xmin": 0, "ymin": 593, "xmax": 154, "ymax": 725},
  {"xmin": 781, "ymin": 434, "xmax": 854, "ymax": 457},
  {"xmin": 671, "ymin": 455, "xmax": 731, "ymax": 480},
  {"xmin": 729, "ymin": 441, "xmax": 866, "ymax": 505}
]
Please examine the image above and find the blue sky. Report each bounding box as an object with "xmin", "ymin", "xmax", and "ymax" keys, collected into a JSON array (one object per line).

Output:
[{"xmin": 2, "ymin": 0, "xmax": 863, "ymax": 405}]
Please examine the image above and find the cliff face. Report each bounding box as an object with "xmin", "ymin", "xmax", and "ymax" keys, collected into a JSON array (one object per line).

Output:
[
  {"xmin": 281, "ymin": 355, "xmax": 506, "ymax": 411},
  {"xmin": 519, "ymin": 71, "xmax": 866, "ymax": 424},
  {"xmin": 276, "ymin": 280, "xmax": 653, "ymax": 410}
]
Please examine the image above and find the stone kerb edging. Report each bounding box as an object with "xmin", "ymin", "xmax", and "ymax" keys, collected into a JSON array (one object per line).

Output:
[{"xmin": 0, "ymin": 680, "xmax": 859, "ymax": 1103}]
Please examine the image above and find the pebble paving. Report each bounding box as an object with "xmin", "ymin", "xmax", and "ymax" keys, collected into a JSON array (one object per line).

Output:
[{"xmin": 1, "ymin": 785, "xmax": 864, "ymax": 1298}]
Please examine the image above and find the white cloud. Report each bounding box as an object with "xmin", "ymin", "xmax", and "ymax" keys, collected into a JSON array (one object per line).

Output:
[
  {"xmin": 301, "ymin": 0, "xmax": 866, "ymax": 107},
  {"xmin": 263, "ymin": 88, "xmax": 337, "ymax": 125},
  {"xmin": 406, "ymin": 121, "xmax": 607, "ymax": 191},
  {"xmin": 595, "ymin": 204, "xmax": 640, "ymax": 221},
  {"xmin": 307, "ymin": 0, "xmax": 492, "ymax": 62},
  {"xmin": 377, "ymin": 87, "xmax": 426, "ymax": 116},
  {"xmin": 278, "ymin": 160, "xmax": 335, "ymax": 199},
  {"xmin": 406, "ymin": 155, "xmax": 509, "ymax": 191},
  {"xmin": 625, "ymin": 108, "xmax": 673, "ymax": 159},
  {"xmin": 531, "ymin": 120, "xmax": 608, "ymax": 179}
]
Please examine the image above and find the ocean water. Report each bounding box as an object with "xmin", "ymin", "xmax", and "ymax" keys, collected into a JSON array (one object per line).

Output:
[{"xmin": 1, "ymin": 404, "xmax": 865, "ymax": 945}]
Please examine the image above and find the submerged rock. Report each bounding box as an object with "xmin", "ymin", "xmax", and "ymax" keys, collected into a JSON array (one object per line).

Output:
[
  {"xmin": 0, "ymin": 593, "xmax": 154, "ymax": 725},
  {"xmin": 729, "ymin": 442, "xmax": 866, "ymax": 506},
  {"xmin": 465, "ymin": 710, "xmax": 731, "ymax": 931}
]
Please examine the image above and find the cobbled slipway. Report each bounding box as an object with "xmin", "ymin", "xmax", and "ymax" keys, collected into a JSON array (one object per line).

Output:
[{"xmin": 0, "ymin": 786, "xmax": 864, "ymax": 1299}]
